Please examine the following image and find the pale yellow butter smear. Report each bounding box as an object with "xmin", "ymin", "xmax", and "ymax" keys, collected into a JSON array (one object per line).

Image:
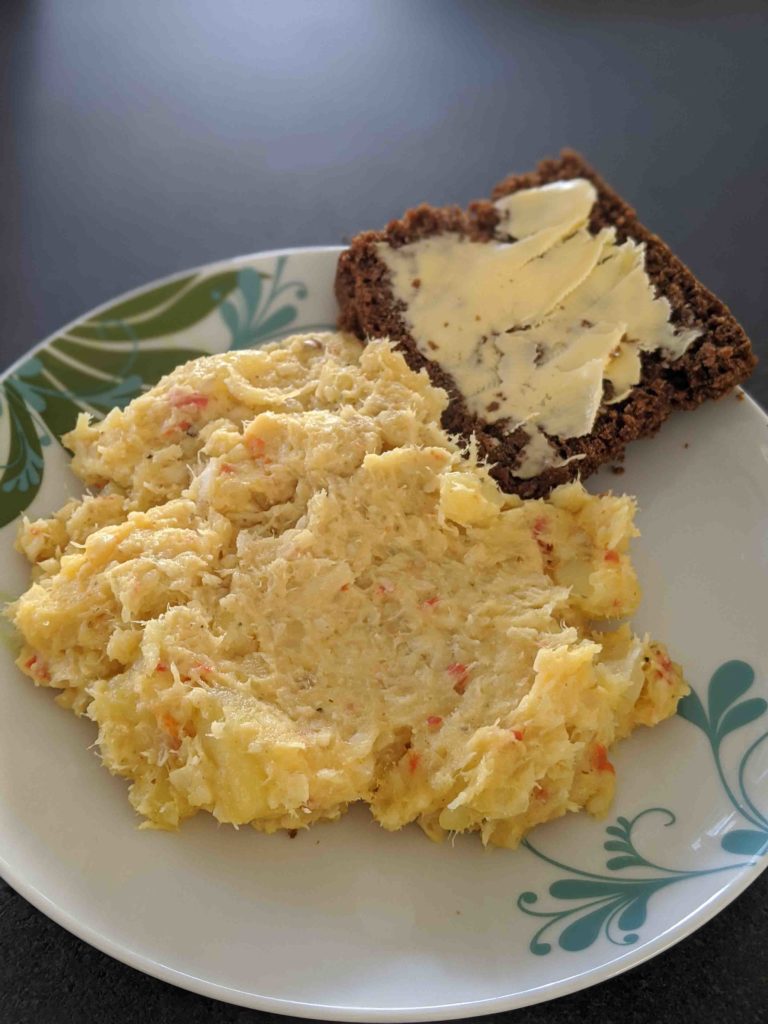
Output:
[{"xmin": 377, "ymin": 179, "xmax": 700, "ymax": 476}]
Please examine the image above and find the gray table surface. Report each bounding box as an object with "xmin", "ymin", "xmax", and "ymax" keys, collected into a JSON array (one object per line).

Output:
[{"xmin": 2, "ymin": 2, "xmax": 767, "ymax": 1021}]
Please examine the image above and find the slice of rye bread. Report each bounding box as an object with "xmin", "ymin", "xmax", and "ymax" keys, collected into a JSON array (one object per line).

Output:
[{"xmin": 335, "ymin": 150, "xmax": 756, "ymax": 498}]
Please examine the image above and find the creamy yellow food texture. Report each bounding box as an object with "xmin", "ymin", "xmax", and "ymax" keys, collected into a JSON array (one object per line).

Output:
[{"xmin": 10, "ymin": 333, "xmax": 686, "ymax": 848}]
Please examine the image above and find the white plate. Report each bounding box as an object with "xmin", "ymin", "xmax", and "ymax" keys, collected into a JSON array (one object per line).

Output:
[{"xmin": 1, "ymin": 247, "xmax": 766, "ymax": 1021}]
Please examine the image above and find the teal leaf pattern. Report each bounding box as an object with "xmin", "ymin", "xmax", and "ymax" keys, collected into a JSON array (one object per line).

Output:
[
  {"xmin": 708, "ymin": 660, "xmax": 754, "ymax": 726},
  {"xmin": 720, "ymin": 830, "xmax": 768, "ymax": 856},
  {"xmin": 677, "ymin": 659, "xmax": 768, "ymax": 842},
  {"xmin": 559, "ymin": 903, "xmax": 628, "ymax": 952},
  {"xmin": 676, "ymin": 689, "xmax": 709, "ymax": 733},
  {"xmin": 0, "ymin": 256, "xmax": 316, "ymax": 526},
  {"xmin": 218, "ymin": 260, "xmax": 309, "ymax": 350},
  {"xmin": 519, "ymin": 808, "xmax": 747, "ymax": 956},
  {"xmin": 718, "ymin": 699, "xmax": 768, "ymax": 740},
  {"xmin": 519, "ymin": 661, "xmax": 768, "ymax": 955}
]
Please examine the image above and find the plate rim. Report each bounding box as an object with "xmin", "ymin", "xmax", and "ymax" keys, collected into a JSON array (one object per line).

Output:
[
  {"xmin": 2, "ymin": 837, "xmax": 766, "ymax": 1022},
  {"xmin": 1, "ymin": 245, "xmax": 766, "ymax": 1021},
  {"xmin": 0, "ymin": 244, "xmax": 345, "ymax": 383}
]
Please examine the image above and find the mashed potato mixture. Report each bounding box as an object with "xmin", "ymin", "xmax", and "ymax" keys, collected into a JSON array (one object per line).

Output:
[{"xmin": 10, "ymin": 333, "xmax": 686, "ymax": 848}]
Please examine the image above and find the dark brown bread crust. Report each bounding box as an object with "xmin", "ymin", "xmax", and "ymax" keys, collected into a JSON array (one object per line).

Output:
[{"xmin": 335, "ymin": 150, "xmax": 756, "ymax": 498}]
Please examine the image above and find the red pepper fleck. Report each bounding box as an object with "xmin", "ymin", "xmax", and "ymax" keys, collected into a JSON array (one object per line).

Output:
[
  {"xmin": 426, "ymin": 715, "xmax": 443, "ymax": 729},
  {"xmin": 423, "ymin": 596, "xmax": 440, "ymax": 608},
  {"xmin": 24, "ymin": 655, "xmax": 50, "ymax": 681},
  {"xmin": 448, "ymin": 662, "xmax": 470, "ymax": 694},
  {"xmin": 163, "ymin": 419, "xmax": 192, "ymax": 436},
  {"xmin": 512, "ymin": 729, "xmax": 525, "ymax": 741},
  {"xmin": 220, "ymin": 463, "xmax": 235, "ymax": 474},
  {"xmin": 246, "ymin": 436, "xmax": 266, "ymax": 455},
  {"xmin": 604, "ymin": 549, "xmax": 620, "ymax": 564},
  {"xmin": 155, "ymin": 662, "xmax": 169, "ymax": 673},
  {"xmin": 592, "ymin": 744, "xmax": 615, "ymax": 774},
  {"xmin": 532, "ymin": 518, "xmax": 554, "ymax": 558},
  {"xmin": 657, "ymin": 651, "xmax": 673, "ymax": 674},
  {"xmin": 408, "ymin": 752, "xmax": 421, "ymax": 773},
  {"xmin": 376, "ymin": 581, "xmax": 395, "ymax": 595},
  {"xmin": 161, "ymin": 713, "xmax": 181, "ymax": 750},
  {"xmin": 170, "ymin": 390, "xmax": 209, "ymax": 409},
  {"xmin": 340, "ymin": 583, "xmax": 350, "ymax": 592},
  {"xmin": 245, "ymin": 435, "xmax": 273, "ymax": 464}
]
